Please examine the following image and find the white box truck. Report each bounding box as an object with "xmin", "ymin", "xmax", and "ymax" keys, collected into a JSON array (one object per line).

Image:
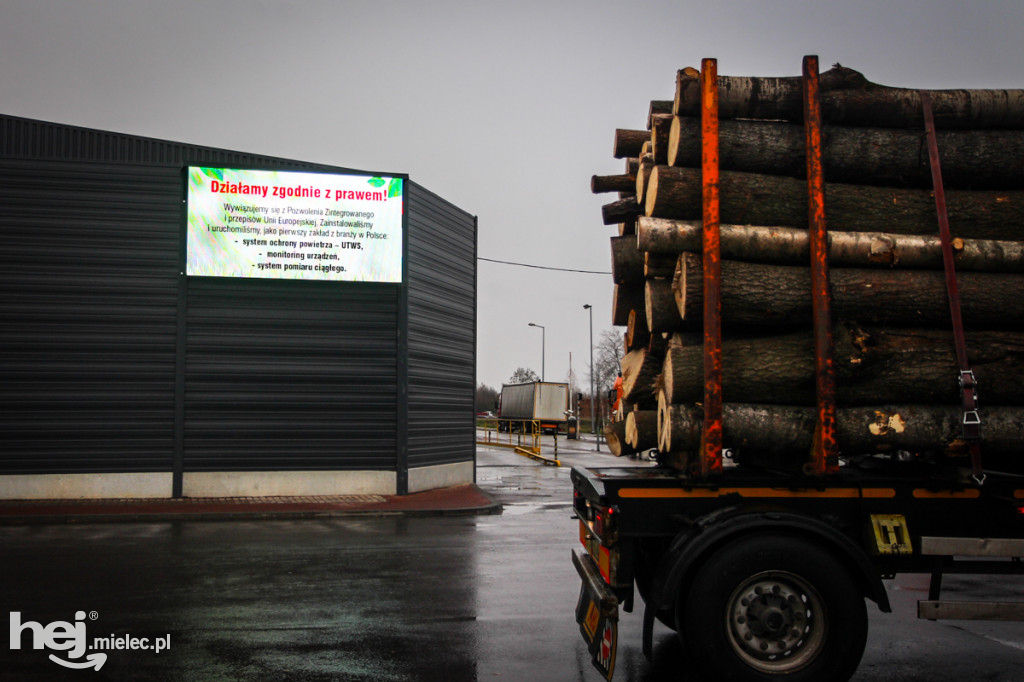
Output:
[{"xmin": 498, "ymin": 381, "xmax": 569, "ymax": 434}]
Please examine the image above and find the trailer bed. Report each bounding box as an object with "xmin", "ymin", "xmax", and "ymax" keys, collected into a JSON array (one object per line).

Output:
[{"xmin": 573, "ymin": 465, "xmax": 1024, "ymax": 549}]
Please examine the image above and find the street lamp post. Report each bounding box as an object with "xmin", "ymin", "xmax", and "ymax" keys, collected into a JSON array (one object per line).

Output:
[
  {"xmin": 528, "ymin": 323, "xmax": 545, "ymax": 381},
  {"xmin": 583, "ymin": 305, "xmax": 596, "ymax": 447}
]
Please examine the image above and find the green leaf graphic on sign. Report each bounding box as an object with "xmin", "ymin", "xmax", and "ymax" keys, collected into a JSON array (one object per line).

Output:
[
  {"xmin": 367, "ymin": 177, "xmax": 386, "ymax": 187},
  {"xmin": 202, "ymin": 168, "xmax": 225, "ymax": 181},
  {"xmin": 388, "ymin": 178, "xmax": 403, "ymax": 198}
]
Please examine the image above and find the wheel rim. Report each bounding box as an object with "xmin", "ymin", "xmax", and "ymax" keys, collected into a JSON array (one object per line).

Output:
[{"xmin": 725, "ymin": 570, "xmax": 827, "ymax": 674}]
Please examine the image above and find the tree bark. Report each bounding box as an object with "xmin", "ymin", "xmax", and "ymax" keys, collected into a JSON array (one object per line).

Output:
[
  {"xmin": 645, "ymin": 252, "xmax": 676, "ymax": 279},
  {"xmin": 625, "ymin": 410, "xmax": 659, "ymax": 451},
  {"xmin": 655, "ymin": 402, "xmax": 1024, "ymax": 471},
  {"xmin": 674, "ymin": 65, "xmax": 1024, "ymax": 129},
  {"xmin": 620, "ymin": 334, "xmax": 667, "ymax": 407},
  {"xmin": 604, "ymin": 420, "xmax": 634, "ymax": 457},
  {"xmin": 612, "ymin": 237, "xmax": 679, "ymax": 284},
  {"xmin": 657, "ymin": 388, "xmax": 699, "ymax": 458},
  {"xmin": 660, "ymin": 326, "xmax": 1024, "ymax": 406},
  {"xmin": 603, "ymin": 196, "xmax": 640, "ymax": 226},
  {"xmin": 591, "ymin": 174, "xmax": 635, "ymax": 194},
  {"xmin": 611, "ymin": 236, "xmax": 644, "ymax": 285},
  {"xmin": 624, "ymin": 157, "xmax": 639, "ymax": 178},
  {"xmin": 660, "ymin": 333, "xmax": 702, "ymax": 409},
  {"xmin": 645, "ymin": 278, "xmax": 683, "ymax": 333},
  {"xmin": 614, "ymin": 129, "xmax": 649, "ymax": 159},
  {"xmin": 644, "ymin": 166, "xmax": 1024, "ymax": 240},
  {"xmin": 666, "ymin": 115, "xmax": 1024, "ymax": 189},
  {"xmin": 612, "ymin": 283, "xmax": 643, "ymax": 326},
  {"xmin": 648, "ymin": 100, "xmax": 673, "ymax": 129},
  {"xmin": 672, "ymin": 252, "xmax": 1024, "ymax": 330},
  {"xmin": 651, "ymin": 114, "xmax": 673, "ymax": 165},
  {"xmin": 637, "ymin": 218, "xmax": 1024, "ymax": 272},
  {"xmin": 634, "ymin": 153, "xmax": 656, "ymax": 207}
]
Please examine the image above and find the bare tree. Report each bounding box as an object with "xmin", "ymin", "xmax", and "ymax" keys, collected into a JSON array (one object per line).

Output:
[
  {"xmin": 508, "ymin": 367, "xmax": 540, "ymax": 384},
  {"xmin": 581, "ymin": 329, "xmax": 624, "ymax": 429},
  {"xmin": 475, "ymin": 383, "xmax": 500, "ymax": 413},
  {"xmin": 593, "ymin": 329, "xmax": 623, "ymax": 398}
]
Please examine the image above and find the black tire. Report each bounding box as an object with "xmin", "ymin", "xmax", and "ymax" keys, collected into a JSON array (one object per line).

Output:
[{"xmin": 678, "ymin": 534, "xmax": 868, "ymax": 682}]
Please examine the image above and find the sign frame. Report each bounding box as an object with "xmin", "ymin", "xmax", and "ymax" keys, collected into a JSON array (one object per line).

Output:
[{"xmin": 184, "ymin": 166, "xmax": 406, "ymax": 284}]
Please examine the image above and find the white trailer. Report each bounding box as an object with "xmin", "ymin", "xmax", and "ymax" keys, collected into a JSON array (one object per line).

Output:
[{"xmin": 498, "ymin": 381, "xmax": 569, "ymax": 434}]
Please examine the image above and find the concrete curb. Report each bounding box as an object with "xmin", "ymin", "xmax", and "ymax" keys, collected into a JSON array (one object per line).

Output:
[{"xmin": 0, "ymin": 484, "xmax": 504, "ymax": 525}]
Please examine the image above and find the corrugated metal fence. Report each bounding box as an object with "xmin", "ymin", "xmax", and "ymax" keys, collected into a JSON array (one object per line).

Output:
[{"xmin": 0, "ymin": 115, "xmax": 476, "ymax": 491}]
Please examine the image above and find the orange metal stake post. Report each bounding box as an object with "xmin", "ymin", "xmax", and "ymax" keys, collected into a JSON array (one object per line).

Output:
[
  {"xmin": 803, "ymin": 55, "xmax": 840, "ymax": 476},
  {"xmin": 700, "ymin": 57, "xmax": 723, "ymax": 477}
]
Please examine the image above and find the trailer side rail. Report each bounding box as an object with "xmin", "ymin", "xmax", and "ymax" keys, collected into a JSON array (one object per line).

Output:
[{"xmin": 919, "ymin": 536, "xmax": 1024, "ymax": 621}]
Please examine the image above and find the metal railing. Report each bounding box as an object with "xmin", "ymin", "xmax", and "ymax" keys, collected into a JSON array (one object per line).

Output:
[{"xmin": 476, "ymin": 419, "xmax": 541, "ymax": 454}]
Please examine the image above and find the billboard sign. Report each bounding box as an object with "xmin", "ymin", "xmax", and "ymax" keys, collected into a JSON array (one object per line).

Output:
[{"xmin": 186, "ymin": 167, "xmax": 404, "ymax": 282}]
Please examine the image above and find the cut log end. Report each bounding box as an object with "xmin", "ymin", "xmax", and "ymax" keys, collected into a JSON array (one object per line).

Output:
[{"xmin": 604, "ymin": 421, "xmax": 634, "ymax": 457}]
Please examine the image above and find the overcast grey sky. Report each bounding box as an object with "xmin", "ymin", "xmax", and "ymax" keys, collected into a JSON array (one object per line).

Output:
[{"xmin": 3, "ymin": 0, "xmax": 1022, "ymax": 391}]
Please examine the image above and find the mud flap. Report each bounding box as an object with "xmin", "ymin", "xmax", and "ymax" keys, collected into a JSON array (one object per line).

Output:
[{"xmin": 572, "ymin": 548, "xmax": 619, "ymax": 680}]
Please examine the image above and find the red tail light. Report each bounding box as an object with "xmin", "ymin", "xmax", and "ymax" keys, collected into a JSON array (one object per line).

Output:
[{"xmin": 592, "ymin": 505, "xmax": 617, "ymax": 541}]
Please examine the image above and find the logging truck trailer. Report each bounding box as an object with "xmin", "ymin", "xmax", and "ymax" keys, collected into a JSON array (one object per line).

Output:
[
  {"xmin": 571, "ymin": 464, "xmax": 1024, "ymax": 681},
  {"xmin": 497, "ymin": 381, "xmax": 570, "ymax": 434},
  {"xmin": 575, "ymin": 53, "xmax": 1024, "ymax": 682}
]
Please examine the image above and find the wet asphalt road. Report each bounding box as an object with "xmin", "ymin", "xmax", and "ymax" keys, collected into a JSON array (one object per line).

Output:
[{"xmin": 1, "ymin": 434, "xmax": 1021, "ymax": 681}]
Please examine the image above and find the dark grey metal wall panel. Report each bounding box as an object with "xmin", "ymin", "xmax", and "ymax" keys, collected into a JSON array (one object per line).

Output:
[
  {"xmin": 1, "ymin": 114, "xmax": 349, "ymax": 172},
  {"xmin": 184, "ymin": 278, "xmax": 399, "ymax": 471},
  {"xmin": 2, "ymin": 114, "xmax": 474, "ymax": 482},
  {"xmin": 405, "ymin": 182, "xmax": 476, "ymax": 469},
  {"xmin": 0, "ymin": 158, "xmax": 181, "ymax": 473}
]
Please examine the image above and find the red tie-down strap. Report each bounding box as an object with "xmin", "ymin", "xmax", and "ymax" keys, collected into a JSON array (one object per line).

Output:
[{"xmin": 920, "ymin": 91, "xmax": 984, "ymax": 484}]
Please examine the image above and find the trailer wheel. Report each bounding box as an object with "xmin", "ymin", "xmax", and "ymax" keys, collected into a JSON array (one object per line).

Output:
[{"xmin": 678, "ymin": 534, "xmax": 867, "ymax": 682}]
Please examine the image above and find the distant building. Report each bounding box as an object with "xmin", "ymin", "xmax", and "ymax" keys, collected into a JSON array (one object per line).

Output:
[{"xmin": 0, "ymin": 114, "xmax": 477, "ymax": 499}]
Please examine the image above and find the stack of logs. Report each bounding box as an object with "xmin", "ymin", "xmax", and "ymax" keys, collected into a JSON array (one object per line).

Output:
[{"xmin": 594, "ymin": 62, "xmax": 1024, "ymax": 474}]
